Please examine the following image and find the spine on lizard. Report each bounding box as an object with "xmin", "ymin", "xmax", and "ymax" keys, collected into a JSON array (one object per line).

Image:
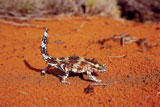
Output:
[{"xmin": 41, "ymin": 28, "xmax": 50, "ymax": 62}]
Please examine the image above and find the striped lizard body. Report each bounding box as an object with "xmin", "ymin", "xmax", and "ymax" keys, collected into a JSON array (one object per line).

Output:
[{"xmin": 41, "ymin": 28, "xmax": 106, "ymax": 84}]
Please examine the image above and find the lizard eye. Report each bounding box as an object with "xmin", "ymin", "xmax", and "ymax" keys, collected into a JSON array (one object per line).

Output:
[{"xmin": 91, "ymin": 58, "xmax": 98, "ymax": 64}]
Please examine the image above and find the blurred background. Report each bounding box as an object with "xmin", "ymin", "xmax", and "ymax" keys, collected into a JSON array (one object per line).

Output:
[{"xmin": 0, "ymin": 0, "xmax": 160, "ymax": 22}]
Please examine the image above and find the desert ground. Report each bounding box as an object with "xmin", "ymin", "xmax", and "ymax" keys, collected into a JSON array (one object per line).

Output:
[{"xmin": 0, "ymin": 16, "xmax": 160, "ymax": 106}]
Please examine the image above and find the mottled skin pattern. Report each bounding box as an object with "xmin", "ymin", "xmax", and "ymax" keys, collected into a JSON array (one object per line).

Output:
[{"xmin": 41, "ymin": 28, "xmax": 106, "ymax": 84}]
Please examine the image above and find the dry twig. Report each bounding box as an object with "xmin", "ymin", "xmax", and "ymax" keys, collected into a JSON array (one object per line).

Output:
[
  {"xmin": 113, "ymin": 33, "xmax": 137, "ymax": 47},
  {"xmin": 0, "ymin": 19, "xmax": 45, "ymax": 28},
  {"xmin": 89, "ymin": 81, "xmax": 118, "ymax": 86},
  {"xmin": 84, "ymin": 81, "xmax": 117, "ymax": 94},
  {"xmin": 18, "ymin": 90, "xmax": 28, "ymax": 95},
  {"xmin": 150, "ymin": 43, "xmax": 160, "ymax": 48},
  {"xmin": 107, "ymin": 55, "xmax": 127, "ymax": 58},
  {"xmin": 144, "ymin": 57, "xmax": 153, "ymax": 62},
  {"xmin": 75, "ymin": 21, "xmax": 86, "ymax": 32},
  {"xmin": 136, "ymin": 38, "xmax": 160, "ymax": 51},
  {"xmin": 136, "ymin": 38, "xmax": 149, "ymax": 51},
  {"xmin": 97, "ymin": 33, "xmax": 137, "ymax": 47}
]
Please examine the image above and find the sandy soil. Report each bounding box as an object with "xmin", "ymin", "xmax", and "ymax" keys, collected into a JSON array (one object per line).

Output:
[{"xmin": 0, "ymin": 16, "xmax": 160, "ymax": 106}]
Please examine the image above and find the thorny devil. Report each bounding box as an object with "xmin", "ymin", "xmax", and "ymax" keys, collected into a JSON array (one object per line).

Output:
[{"xmin": 41, "ymin": 28, "xmax": 106, "ymax": 84}]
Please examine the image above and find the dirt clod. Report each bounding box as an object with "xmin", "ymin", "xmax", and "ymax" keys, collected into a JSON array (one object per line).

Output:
[{"xmin": 84, "ymin": 85, "xmax": 94, "ymax": 94}]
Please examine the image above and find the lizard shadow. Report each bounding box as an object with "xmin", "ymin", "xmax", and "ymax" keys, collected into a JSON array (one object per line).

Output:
[{"xmin": 23, "ymin": 59, "xmax": 89, "ymax": 82}]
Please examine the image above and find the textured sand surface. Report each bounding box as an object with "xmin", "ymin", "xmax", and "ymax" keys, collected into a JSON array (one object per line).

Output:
[{"xmin": 0, "ymin": 16, "xmax": 160, "ymax": 106}]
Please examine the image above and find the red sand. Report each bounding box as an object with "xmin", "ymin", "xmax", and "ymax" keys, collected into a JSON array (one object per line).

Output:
[{"xmin": 0, "ymin": 16, "xmax": 160, "ymax": 106}]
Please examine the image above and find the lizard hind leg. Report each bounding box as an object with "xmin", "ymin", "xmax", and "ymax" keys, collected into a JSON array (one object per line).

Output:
[{"xmin": 41, "ymin": 65, "xmax": 51, "ymax": 76}]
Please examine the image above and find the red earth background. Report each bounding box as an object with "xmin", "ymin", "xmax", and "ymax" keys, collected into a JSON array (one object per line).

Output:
[{"xmin": 0, "ymin": 16, "xmax": 160, "ymax": 106}]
